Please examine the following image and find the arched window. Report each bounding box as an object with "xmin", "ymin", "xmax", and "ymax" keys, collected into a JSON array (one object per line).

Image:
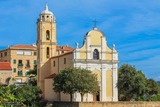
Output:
[
  {"xmin": 46, "ymin": 47, "xmax": 50, "ymax": 58},
  {"xmin": 46, "ymin": 30, "xmax": 50, "ymax": 40},
  {"xmin": 93, "ymin": 49, "xmax": 99, "ymax": 60}
]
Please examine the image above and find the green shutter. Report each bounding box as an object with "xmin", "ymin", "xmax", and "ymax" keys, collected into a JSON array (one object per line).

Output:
[
  {"xmin": 34, "ymin": 60, "xmax": 37, "ymax": 65},
  {"xmin": 13, "ymin": 59, "xmax": 16, "ymax": 64},
  {"xmin": 13, "ymin": 68, "xmax": 16, "ymax": 72},
  {"xmin": 18, "ymin": 71, "xmax": 23, "ymax": 76},
  {"xmin": 26, "ymin": 72, "xmax": 30, "ymax": 76}
]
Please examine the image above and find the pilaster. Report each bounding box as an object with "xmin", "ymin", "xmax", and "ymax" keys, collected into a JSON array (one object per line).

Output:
[
  {"xmin": 101, "ymin": 67, "xmax": 107, "ymax": 101},
  {"xmin": 101, "ymin": 36, "xmax": 106, "ymax": 60},
  {"xmin": 112, "ymin": 63, "xmax": 118, "ymax": 101},
  {"xmin": 86, "ymin": 35, "xmax": 90, "ymax": 59}
]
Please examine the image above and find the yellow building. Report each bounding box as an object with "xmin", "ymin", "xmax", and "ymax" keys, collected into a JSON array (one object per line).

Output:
[
  {"xmin": 0, "ymin": 44, "xmax": 37, "ymax": 83},
  {"xmin": 37, "ymin": 4, "xmax": 119, "ymax": 102}
]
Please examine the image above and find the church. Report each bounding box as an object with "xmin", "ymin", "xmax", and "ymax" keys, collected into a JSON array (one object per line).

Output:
[{"xmin": 37, "ymin": 4, "xmax": 119, "ymax": 102}]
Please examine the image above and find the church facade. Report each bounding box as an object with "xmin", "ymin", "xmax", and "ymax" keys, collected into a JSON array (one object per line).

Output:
[{"xmin": 37, "ymin": 4, "xmax": 119, "ymax": 102}]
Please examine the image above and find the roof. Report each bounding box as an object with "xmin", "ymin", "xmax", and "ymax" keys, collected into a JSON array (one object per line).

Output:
[
  {"xmin": 0, "ymin": 62, "xmax": 12, "ymax": 70},
  {"xmin": 9, "ymin": 44, "xmax": 36, "ymax": 50},
  {"xmin": 51, "ymin": 51, "xmax": 73, "ymax": 59},
  {"xmin": 56, "ymin": 46, "xmax": 74, "ymax": 51},
  {"xmin": 41, "ymin": 4, "xmax": 53, "ymax": 15},
  {"xmin": 85, "ymin": 27, "xmax": 105, "ymax": 37},
  {"xmin": 1, "ymin": 44, "xmax": 73, "ymax": 52}
]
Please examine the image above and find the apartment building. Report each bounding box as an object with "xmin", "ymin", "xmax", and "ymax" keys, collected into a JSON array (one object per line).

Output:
[
  {"xmin": 0, "ymin": 44, "xmax": 72, "ymax": 83},
  {"xmin": 0, "ymin": 44, "xmax": 37, "ymax": 83}
]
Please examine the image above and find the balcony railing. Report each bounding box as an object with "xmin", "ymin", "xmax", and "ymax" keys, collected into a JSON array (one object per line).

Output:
[
  {"xmin": 25, "ymin": 64, "xmax": 30, "ymax": 68},
  {"xmin": 18, "ymin": 63, "xmax": 23, "ymax": 67}
]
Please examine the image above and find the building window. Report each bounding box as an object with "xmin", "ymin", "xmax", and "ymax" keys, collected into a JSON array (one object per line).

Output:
[
  {"xmin": 26, "ymin": 60, "xmax": 30, "ymax": 67},
  {"xmin": 53, "ymin": 60, "xmax": 55, "ymax": 67},
  {"xmin": 13, "ymin": 59, "xmax": 16, "ymax": 64},
  {"xmin": 24, "ymin": 51, "xmax": 32, "ymax": 55},
  {"xmin": 4, "ymin": 52, "xmax": 7, "ymax": 56},
  {"xmin": 34, "ymin": 52, "xmax": 37, "ymax": 56},
  {"xmin": 18, "ymin": 60, "xmax": 23, "ymax": 66},
  {"xmin": 93, "ymin": 49, "xmax": 99, "ymax": 60},
  {"xmin": 46, "ymin": 30, "xmax": 50, "ymax": 40},
  {"xmin": 17, "ymin": 51, "xmax": 23, "ymax": 55},
  {"xmin": 46, "ymin": 47, "xmax": 50, "ymax": 58},
  {"xmin": 34, "ymin": 60, "xmax": 37, "ymax": 65},
  {"xmin": 64, "ymin": 58, "xmax": 66, "ymax": 64},
  {"xmin": 26, "ymin": 71, "xmax": 30, "ymax": 76},
  {"xmin": 18, "ymin": 71, "xmax": 23, "ymax": 76},
  {"xmin": 13, "ymin": 68, "xmax": 16, "ymax": 73},
  {"xmin": 1, "ymin": 53, "xmax": 3, "ymax": 57}
]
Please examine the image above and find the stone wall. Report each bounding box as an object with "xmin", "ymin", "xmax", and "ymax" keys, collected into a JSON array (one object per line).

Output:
[
  {"xmin": 52, "ymin": 102, "xmax": 79, "ymax": 107},
  {"xmin": 52, "ymin": 101, "xmax": 160, "ymax": 107}
]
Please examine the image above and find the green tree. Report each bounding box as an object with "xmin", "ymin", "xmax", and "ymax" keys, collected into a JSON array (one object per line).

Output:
[
  {"xmin": 15, "ymin": 84, "xmax": 42, "ymax": 106},
  {"xmin": 28, "ymin": 65, "xmax": 37, "ymax": 76},
  {"xmin": 133, "ymin": 70, "xmax": 147, "ymax": 100},
  {"xmin": 146, "ymin": 79, "xmax": 159, "ymax": 96},
  {"xmin": 150, "ymin": 94, "xmax": 160, "ymax": 101},
  {"xmin": 0, "ymin": 84, "xmax": 42, "ymax": 106},
  {"xmin": 28, "ymin": 65, "xmax": 37, "ymax": 86},
  {"xmin": 118, "ymin": 64, "xmax": 146, "ymax": 101},
  {"xmin": 53, "ymin": 67, "xmax": 99, "ymax": 102},
  {"xmin": 118, "ymin": 64, "xmax": 160, "ymax": 101},
  {"xmin": 75, "ymin": 68, "xmax": 99, "ymax": 101},
  {"xmin": 0, "ymin": 85, "xmax": 20, "ymax": 106},
  {"xmin": 53, "ymin": 67, "xmax": 77, "ymax": 102}
]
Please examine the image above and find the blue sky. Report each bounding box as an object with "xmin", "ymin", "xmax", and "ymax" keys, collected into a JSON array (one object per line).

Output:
[{"xmin": 0, "ymin": 0, "xmax": 160, "ymax": 80}]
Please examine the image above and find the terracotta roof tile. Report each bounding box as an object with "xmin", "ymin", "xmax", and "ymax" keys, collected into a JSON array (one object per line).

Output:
[
  {"xmin": 0, "ymin": 62, "xmax": 12, "ymax": 70},
  {"xmin": 56, "ymin": 46, "xmax": 74, "ymax": 51},
  {"xmin": 10, "ymin": 44, "xmax": 36, "ymax": 50},
  {"xmin": 1, "ymin": 44, "xmax": 73, "ymax": 51},
  {"xmin": 51, "ymin": 51, "xmax": 73, "ymax": 59}
]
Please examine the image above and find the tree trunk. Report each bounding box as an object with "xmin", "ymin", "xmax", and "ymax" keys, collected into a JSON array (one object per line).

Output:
[
  {"xmin": 59, "ymin": 92, "xmax": 61, "ymax": 101},
  {"xmin": 70, "ymin": 93, "xmax": 73, "ymax": 102},
  {"xmin": 80, "ymin": 93, "xmax": 84, "ymax": 102}
]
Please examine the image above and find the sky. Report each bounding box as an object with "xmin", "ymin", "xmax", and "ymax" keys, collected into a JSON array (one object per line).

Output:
[{"xmin": 0, "ymin": 0, "xmax": 160, "ymax": 80}]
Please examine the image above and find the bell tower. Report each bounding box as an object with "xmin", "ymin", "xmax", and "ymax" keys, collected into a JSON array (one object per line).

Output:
[{"xmin": 37, "ymin": 4, "xmax": 56, "ymax": 92}]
